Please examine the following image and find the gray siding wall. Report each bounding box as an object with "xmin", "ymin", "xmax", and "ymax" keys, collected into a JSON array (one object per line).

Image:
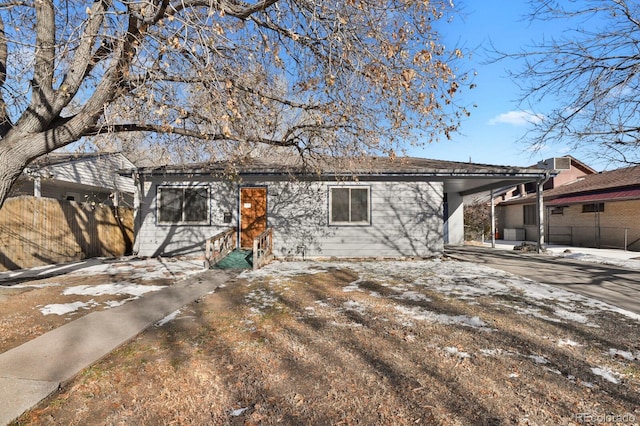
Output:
[
  {"xmin": 267, "ymin": 180, "xmax": 443, "ymax": 258},
  {"xmin": 135, "ymin": 176, "xmax": 444, "ymax": 259},
  {"xmin": 11, "ymin": 154, "xmax": 136, "ymax": 206},
  {"xmin": 45, "ymin": 155, "xmax": 135, "ymax": 195},
  {"xmin": 134, "ymin": 177, "xmax": 236, "ymax": 257}
]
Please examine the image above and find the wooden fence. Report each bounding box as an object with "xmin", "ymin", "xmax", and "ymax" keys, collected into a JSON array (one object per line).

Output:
[{"xmin": 0, "ymin": 196, "xmax": 133, "ymax": 271}]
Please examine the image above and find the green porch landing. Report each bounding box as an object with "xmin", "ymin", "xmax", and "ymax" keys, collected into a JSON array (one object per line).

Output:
[{"xmin": 211, "ymin": 249, "xmax": 253, "ymax": 269}]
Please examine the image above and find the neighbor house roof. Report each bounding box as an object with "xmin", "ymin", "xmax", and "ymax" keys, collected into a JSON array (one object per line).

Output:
[
  {"xmin": 500, "ymin": 165, "xmax": 640, "ymax": 206},
  {"xmin": 21, "ymin": 151, "xmax": 136, "ymax": 194},
  {"xmin": 26, "ymin": 151, "xmax": 133, "ymax": 169},
  {"xmin": 121, "ymin": 156, "xmax": 553, "ymax": 196}
]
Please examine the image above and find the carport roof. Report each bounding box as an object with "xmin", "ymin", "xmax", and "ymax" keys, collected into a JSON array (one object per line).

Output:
[
  {"xmin": 122, "ymin": 156, "xmax": 552, "ymax": 196},
  {"xmin": 501, "ymin": 164, "xmax": 640, "ymax": 206}
]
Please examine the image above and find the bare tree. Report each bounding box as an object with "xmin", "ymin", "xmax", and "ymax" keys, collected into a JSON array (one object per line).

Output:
[
  {"xmin": 0, "ymin": 1, "xmax": 471, "ymax": 208},
  {"xmin": 463, "ymin": 199, "xmax": 490, "ymax": 242},
  {"xmin": 497, "ymin": 0, "xmax": 640, "ymax": 165}
]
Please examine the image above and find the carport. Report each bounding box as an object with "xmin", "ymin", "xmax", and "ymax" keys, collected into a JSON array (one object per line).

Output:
[{"xmin": 439, "ymin": 164, "xmax": 556, "ymax": 252}]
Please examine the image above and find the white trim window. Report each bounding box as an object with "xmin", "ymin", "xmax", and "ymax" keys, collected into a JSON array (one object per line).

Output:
[
  {"xmin": 329, "ymin": 186, "xmax": 371, "ymax": 225},
  {"xmin": 157, "ymin": 185, "xmax": 210, "ymax": 225}
]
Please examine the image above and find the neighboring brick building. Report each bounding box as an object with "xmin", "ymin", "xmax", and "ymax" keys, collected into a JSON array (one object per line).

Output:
[{"xmin": 498, "ymin": 165, "xmax": 640, "ymax": 251}]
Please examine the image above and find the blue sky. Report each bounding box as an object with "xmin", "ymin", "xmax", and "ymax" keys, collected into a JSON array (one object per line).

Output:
[{"xmin": 410, "ymin": 1, "xmax": 609, "ymax": 171}]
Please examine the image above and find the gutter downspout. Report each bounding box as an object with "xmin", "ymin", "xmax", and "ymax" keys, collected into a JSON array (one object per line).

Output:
[{"xmin": 132, "ymin": 171, "xmax": 143, "ymax": 256}]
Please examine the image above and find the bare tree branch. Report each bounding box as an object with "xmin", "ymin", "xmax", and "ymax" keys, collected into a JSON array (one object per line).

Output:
[
  {"xmin": 0, "ymin": 14, "xmax": 10, "ymax": 135},
  {"xmin": 0, "ymin": 0, "xmax": 469, "ymax": 207},
  {"xmin": 495, "ymin": 0, "xmax": 640, "ymax": 164}
]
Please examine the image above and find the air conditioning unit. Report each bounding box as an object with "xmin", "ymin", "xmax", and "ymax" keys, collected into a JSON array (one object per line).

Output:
[{"xmin": 536, "ymin": 157, "xmax": 571, "ymax": 170}]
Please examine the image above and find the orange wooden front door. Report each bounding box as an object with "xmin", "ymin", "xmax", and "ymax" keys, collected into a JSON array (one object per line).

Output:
[{"xmin": 240, "ymin": 187, "xmax": 267, "ymax": 248}]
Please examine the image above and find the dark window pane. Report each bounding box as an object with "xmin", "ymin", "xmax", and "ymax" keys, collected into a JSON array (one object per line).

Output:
[
  {"xmin": 184, "ymin": 187, "xmax": 208, "ymax": 222},
  {"xmin": 159, "ymin": 188, "xmax": 183, "ymax": 223},
  {"xmin": 523, "ymin": 204, "xmax": 536, "ymax": 226},
  {"xmin": 331, "ymin": 188, "xmax": 350, "ymax": 222},
  {"xmin": 350, "ymin": 188, "xmax": 369, "ymax": 222},
  {"xmin": 582, "ymin": 203, "xmax": 604, "ymax": 213}
]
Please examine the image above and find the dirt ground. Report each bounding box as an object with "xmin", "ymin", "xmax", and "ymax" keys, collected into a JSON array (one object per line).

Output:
[
  {"xmin": 0, "ymin": 257, "xmax": 203, "ymax": 354},
  {"xmin": 7, "ymin": 258, "xmax": 640, "ymax": 425}
]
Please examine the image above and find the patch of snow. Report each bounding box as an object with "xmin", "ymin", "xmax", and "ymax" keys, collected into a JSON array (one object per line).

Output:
[
  {"xmin": 104, "ymin": 299, "xmax": 134, "ymax": 308},
  {"xmin": 156, "ymin": 309, "xmax": 181, "ymax": 327},
  {"xmin": 230, "ymin": 407, "xmax": 249, "ymax": 416},
  {"xmin": 342, "ymin": 275, "xmax": 366, "ymax": 292},
  {"xmin": 63, "ymin": 283, "xmax": 165, "ymax": 297},
  {"xmin": 40, "ymin": 300, "xmax": 97, "ymax": 315},
  {"xmin": 591, "ymin": 366, "xmax": 620, "ymax": 384},
  {"xmin": 508, "ymin": 305, "xmax": 563, "ymax": 323},
  {"xmin": 553, "ymin": 308, "xmax": 591, "ymax": 324},
  {"xmin": 558, "ymin": 339, "xmax": 582, "ymax": 347},
  {"xmin": 554, "ymin": 251, "xmax": 640, "ymax": 270},
  {"xmin": 393, "ymin": 291, "xmax": 432, "ymax": 303},
  {"xmin": 394, "ymin": 305, "xmax": 493, "ymax": 331},
  {"xmin": 445, "ymin": 346, "xmax": 471, "ymax": 358},
  {"xmin": 342, "ymin": 300, "xmax": 368, "ymax": 316},
  {"xmin": 240, "ymin": 261, "xmax": 328, "ymax": 282},
  {"xmin": 65, "ymin": 257, "xmax": 205, "ymax": 281},
  {"xmin": 245, "ymin": 288, "xmax": 280, "ymax": 314},
  {"xmin": 528, "ymin": 355, "xmax": 549, "ymax": 364},
  {"xmin": 608, "ymin": 348, "xmax": 637, "ymax": 361}
]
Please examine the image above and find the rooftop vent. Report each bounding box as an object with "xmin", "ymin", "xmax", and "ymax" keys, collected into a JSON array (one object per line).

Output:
[{"xmin": 537, "ymin": 157, "xmax": 571, "ymax": 170}]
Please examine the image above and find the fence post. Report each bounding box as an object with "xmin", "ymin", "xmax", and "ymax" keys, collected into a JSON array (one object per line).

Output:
[{"xmin": 570, "ymin": 227, "xmax": 573, "ymax": 246}]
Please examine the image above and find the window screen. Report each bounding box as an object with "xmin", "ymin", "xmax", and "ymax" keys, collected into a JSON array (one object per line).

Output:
[
  {"xmin": 329, "ymin": 186, "xmax": 370, "ymax": 225},
  {"xmin": 158, "ymin": 186, "xmax": 209, "ymax": 224}
]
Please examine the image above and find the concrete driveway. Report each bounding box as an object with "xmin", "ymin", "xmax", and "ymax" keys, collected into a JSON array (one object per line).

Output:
[{"xmin": 446, "ymin": 245, "xmax": 640, "ymax": 315}]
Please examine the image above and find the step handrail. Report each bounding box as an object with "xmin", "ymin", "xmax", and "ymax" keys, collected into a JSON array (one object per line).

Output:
[
  {"xmin": 205, "ymin": 227, "xmax": 237, "ymax": 268},
  {"xmin": 252, "ymin": 227, "xmax": 273, "ymax": 270}
]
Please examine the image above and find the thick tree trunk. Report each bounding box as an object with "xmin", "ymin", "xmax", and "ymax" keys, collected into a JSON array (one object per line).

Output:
[
  {"xmin": 0, "ymin": 131, "xmax": 64, "ymax": 209},
  {"xmin": 0, "ymin": 144, "xmax": 30, "ymax": 209}
]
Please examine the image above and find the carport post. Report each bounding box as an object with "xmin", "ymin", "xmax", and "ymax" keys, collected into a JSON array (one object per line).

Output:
[
  {"xmin": 536, "ymin": 175, "xmax": 548, "ymax": 253},
  {"xmin": 490, "ymin": 189, "xmax": 496, "ymax": 248}
]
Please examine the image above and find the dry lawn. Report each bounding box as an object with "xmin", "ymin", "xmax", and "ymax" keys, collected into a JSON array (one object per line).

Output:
[{"xmin": 10, "ymin": 259, "xmax": 640, "ymax": 425}]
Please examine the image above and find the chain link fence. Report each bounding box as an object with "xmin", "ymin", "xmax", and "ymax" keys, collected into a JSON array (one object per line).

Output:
[{"xmin": 547, "ymin": 226, "xmax": 640, "ymax": 251}]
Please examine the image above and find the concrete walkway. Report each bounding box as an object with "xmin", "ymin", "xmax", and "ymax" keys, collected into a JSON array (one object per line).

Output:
[
  {"xmin": 0, "ymin": 269, "xmax": 235, "ymax": 425},
  {"xmin": 446, "ymin": 245, "xmax": 640, "ymax": 315}
]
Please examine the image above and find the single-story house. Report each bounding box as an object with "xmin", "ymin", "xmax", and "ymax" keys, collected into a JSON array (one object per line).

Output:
[
  {"xmin": 9, "ymin": 152, "xmax": 136, "ymax": 207},
  {"xmin": 123, "ymin": 157, "xmax": 552, "ymax": 259},
  {"xmin": 498, "ymin": 164, "xmax": 640, "ymax": 251}
]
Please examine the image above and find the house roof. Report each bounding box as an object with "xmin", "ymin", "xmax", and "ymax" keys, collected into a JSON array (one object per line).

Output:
[
  {"xmin": 27, "ymin": 152, "xmax": 134, "ymax": 169},
  {"xmin": 501, "ymin": 165, "xmax": 640, "ymax": 206},
  {"xmin": 547, "ymin": 188, "xmax": 640, "ymax": 206},
  {"xmin": 123, "ymin": 156, "xmax": 553, "ymax": 196},
  {"xmin": 21, "ymin": 151, "xmax": 136, "ymax": 194}
]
